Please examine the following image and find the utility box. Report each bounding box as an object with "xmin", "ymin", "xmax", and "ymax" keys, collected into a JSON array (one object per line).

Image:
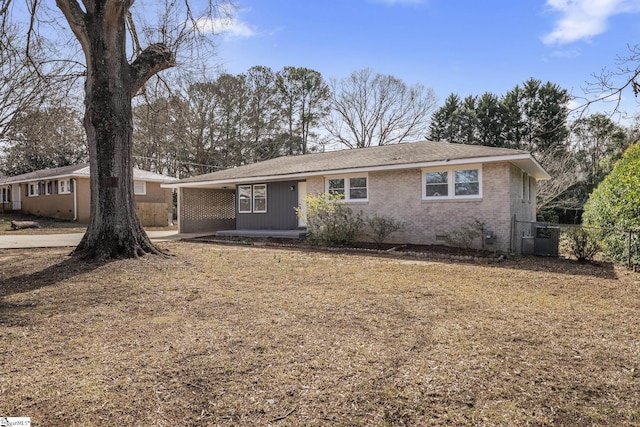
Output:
[
  {"xmin": 520, "ymin": 223, "xmax": 560, "ymax": 256},
  {"xmin": 521, "ymin": 236, "xmax": 535, "ymax": 255},
  {"xmin": 532, "ymin": 224, "xmax": 560, "ymax": 257}
]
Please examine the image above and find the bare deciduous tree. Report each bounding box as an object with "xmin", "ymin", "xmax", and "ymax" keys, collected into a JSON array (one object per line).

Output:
[
  {"xmin": 536, "ymin": 148, "xmax": 582, "ymax": 215},
  {"xmin": 0, "ymin": 25, "xmax": 71, "ymax": 143},
  {"xmin": 576, "ymin": 44, "xmax": 640, "ymax": 118},
  {"xmin": 1, "ymin": 0, "xmax": 231, "ymax": 259},
  {"xmin": 1, "ymin": 104, "xmax": 87, "ymax": 175},
  {"xmin": 323, "ymin": 68, "xmax": 438, "ymax": 149}
]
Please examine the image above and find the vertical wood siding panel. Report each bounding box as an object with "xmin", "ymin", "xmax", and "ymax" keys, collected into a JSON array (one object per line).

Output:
[{"xmin": 236, "ymin": 181, "xmax": 299, "ymax": 230}]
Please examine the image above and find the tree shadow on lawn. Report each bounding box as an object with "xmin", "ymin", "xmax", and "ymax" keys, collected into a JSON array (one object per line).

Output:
[
  {"xmin": 190, "ymin": 236, "xmax": 620, "ymax": 280},
  {"xmin": 0, "ymin": 256, "xmax": 108, "ymax": 299},
  {"xmin": 0, "ymin": 256, "xmax": 111, "ymax": 327}
]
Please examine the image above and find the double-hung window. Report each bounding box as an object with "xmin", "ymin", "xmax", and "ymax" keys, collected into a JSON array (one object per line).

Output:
[
  {"xmin": 425, "ymin": 171, "xmax": 448, "ymax": 198},
  {"xmin": 454, "ymin": 169, "xmax": 480, "ymax": 196},
  {"xmin": 238, "ymin": 184, "xmax": 267, "ymax": 213},
  {"xmin": 134, "ymin": 181, "xmax": 146, "ymax": 195},
  {"xmin": 253, "ymin": 184, "xmax": 267, "ymax": 213},
  {"xmin": 423, "ymin": 165, "xmax": 481, "ymax": 200},
  {"xmin": 328, "ymin": 179, "xmax": 345, "ymax": 198},
  {"xmin": 326, "ymin": 175, "xmax": 368, "ymax": 202},
  {"xmin": 28, "ymin": 182, "xmax": 39, "ymax": 197},
  {"xmin": 59, "ymin": 179, "xmax": 73, "ymax": 194}
]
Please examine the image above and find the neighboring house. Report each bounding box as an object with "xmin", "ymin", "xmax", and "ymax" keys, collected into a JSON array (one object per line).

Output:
[
  {"xmin": 164, "ymin": 140, "xmax": 550, "ymax": 253},
  {"xmin": 0, "ymin": 164, "xmax": 177, "ymax": 226}
]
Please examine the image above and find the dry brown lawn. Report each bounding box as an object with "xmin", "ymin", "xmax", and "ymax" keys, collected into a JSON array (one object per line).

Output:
[
  {"xmin": 0, "ymin": 242, "xmax": 639, "ymax": 426},
  {"xmin": 0, "ymin": 212, "xmax": 177, "ymax": 235}
]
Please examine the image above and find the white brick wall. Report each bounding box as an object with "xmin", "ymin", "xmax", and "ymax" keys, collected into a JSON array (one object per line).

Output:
[{"xmin": 303, "ymin": 162, "xmax": 539, "ymax": 253}]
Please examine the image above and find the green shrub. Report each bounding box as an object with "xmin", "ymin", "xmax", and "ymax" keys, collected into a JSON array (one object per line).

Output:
[
  {"xmin": 296, "ymin": 193, "xmax": 364, "ymax": 246},
  {"xmin": 562, "ymin": 227, "xmax": 600, "ymax": 263},
  {"xmin": 583, "ymin": 143, "xmax": 640, "ymax": 265},
  {"xmin": 365, "ymin": 214, "xmax": 404, "ymax": 244}
]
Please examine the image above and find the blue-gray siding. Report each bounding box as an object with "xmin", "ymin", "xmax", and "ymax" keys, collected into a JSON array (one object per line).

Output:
[{"xmin": 235, "ymin": 181, "xmax": 300, "ymax": 230}]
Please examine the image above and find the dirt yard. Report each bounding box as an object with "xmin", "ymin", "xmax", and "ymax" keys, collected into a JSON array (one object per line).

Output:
[{"xmin": 0, "ymin": 242, "xmax": 638, "ymax": 426}]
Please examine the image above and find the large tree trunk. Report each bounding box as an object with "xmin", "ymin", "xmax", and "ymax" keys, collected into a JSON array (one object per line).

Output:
[{"xmin": 60, "ymin": 0, "xmax": 173, "ymax": 259}]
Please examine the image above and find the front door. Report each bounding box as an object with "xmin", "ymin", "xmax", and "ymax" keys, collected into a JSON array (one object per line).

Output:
[{"xmin": 297, "ymin": 181, "xmax": 307, "ymax": 227}]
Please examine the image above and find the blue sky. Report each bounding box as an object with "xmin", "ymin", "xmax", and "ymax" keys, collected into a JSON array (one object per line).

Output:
[{"xmin": 207, "ymin": 0, "xmax": 640, "ymax": 116}]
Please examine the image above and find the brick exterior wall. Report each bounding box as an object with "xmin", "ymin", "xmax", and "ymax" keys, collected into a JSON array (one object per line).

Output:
[
  {"xmin": 305, "ymin": 162, "xmax": 538, "ymax": 253},
  {"xmin": 179, "ymin": 188, "xmax": 236, "ymax": 233},
  {"xmin": 17, "ymin": 177, "xmax": 174, "ymax": 225}
]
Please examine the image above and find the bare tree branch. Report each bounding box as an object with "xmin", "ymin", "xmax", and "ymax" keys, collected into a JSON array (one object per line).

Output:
[
  {"xmin": 572, "ymin": 44, "xmax": 640, "ymax": 120},
  {"xmin": 130, "ymin": 43, "xmax": 176, "ymax": 95},
  {"xmin": 324, "ymin": 68, "xmax": 438, "ymax": 149}
]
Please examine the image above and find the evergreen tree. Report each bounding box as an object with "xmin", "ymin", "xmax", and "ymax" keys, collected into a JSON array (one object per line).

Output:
[
  {"xmin": 428, "ymin": 93, "xmax": 460, "ymax": 142},
  {"xmin": 583, "ymin": 143, "xmax": 640, "ymax": 264},
  {"xmin": 499, "ymin": 85, "xmax": 526, "ymax": 149},
  {"xmin": 476, "ymin": 92, "xmax": 502, "ymax": 147},
  {"xmin": 521, "ymin": 78, "xmax": 570, "ymax": 154}
]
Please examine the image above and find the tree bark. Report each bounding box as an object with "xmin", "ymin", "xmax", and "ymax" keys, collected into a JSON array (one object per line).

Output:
[{"xmin": 56, "ymin": 0, "xmax": 174, "ymax": 259}]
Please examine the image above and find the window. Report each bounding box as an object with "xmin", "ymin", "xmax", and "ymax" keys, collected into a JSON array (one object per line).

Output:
[
  {"xmin": 425, "ymin": 171, "xmax": 448, "ymax": 197},
  {"xmin": 328, "ymin": 178, "xmax": 345, "ymax": 197},
  {"xmin": 238, "ymin": 184, "xmax": 267, "ymax": 213},
  {"xmin": 253, "ymin": 184, "xmax": 267, "ymax": 213},
  {"xmin": 528, "ymin": 176, "xmax": 534, "ymax": 203},
  {"xmin": 423, "ymin": 166, "xmax": 481, "ymax": 200},
  {"xmin": 455, "ymin": 169, "xmax": 479, "ymax": 196},
  {"xmin": 238, "ymin": 185, "xmax": 252, "ymax": 213},
  {"xmin": 2, "ymin": 187, "xmax": 10, "ymax": 203},
  {"xmin": 349, "ymin": 177, "xmax": 368, "ymax": 200},
  {"xmin": 28, "ymin": 182, "xmax": 39, "ymax": 197},
  {"xmin": 325, "ymin": 175, "xmax": 368, "ymax": 202},
  {"xmin": 59, "ymin": 179, "xmax": 73, "ymax": 194},
  {"xmin": 134, "ymin": 181, "xmax": 146, "ymax": 195},
  {"xmin": 46, "ymin": 181, "xmax": 53, "ymax": 195}
]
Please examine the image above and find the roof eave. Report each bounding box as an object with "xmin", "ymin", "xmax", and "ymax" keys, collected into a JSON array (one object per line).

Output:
[{"xmin": 163, "ymin": 153, "xmax": 551, "ymax": 188}]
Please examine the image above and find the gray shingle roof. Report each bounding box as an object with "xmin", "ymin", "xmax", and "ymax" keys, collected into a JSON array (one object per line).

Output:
[
  {"xmin": 174, "ymin": 140, "xmax": 546, "ymax": 185},
  {"xmin": 0, "ymin": 163, "xmax": 177, "ymax": 184}
]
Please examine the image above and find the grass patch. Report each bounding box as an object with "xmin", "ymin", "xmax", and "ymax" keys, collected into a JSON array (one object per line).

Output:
[{"xmin": 0, "ymin": 242, "xmax": 638, "ymax": 426}]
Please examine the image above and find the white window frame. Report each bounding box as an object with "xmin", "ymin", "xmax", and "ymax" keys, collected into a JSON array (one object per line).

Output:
[
  {"xmin": 324, "ymin": 174, "xmax": 369, "ymax": 202},
  {"xmin": 238, "ymin": 185, "xmax": 252, "ymax": 213},
  {"xmin": 45, "ymin": 180, "xmax": 53, "ymax": 195},
  {"xmin": 28, "ymin": 182, "xmax": 39, "ymax": 197},
  {"xmin": 252, "ymin": 184, "xmax": 267, "ymax": 213},
  {"xmin": 237, "ymin": 184, "xmax": 268, "ymax": 214},
  {"xmin": 422, "ymin": 164, "xmax": 482, "ymax": 200},
  {"xmin": 59, "ymin": 179, "xmax": 71, "ymax": 194},
  {"xmin": 134, "ymin": 180, "xmax": 146, "ymax": 195},
  {"xmin": 521, "ymin": 171, "xmax": 528, "ymax": 201}
]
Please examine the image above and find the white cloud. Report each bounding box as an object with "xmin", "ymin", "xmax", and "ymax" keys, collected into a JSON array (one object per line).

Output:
[
  {"xmin": 543, "ymin": 0, "xmax": 640, "ymax": 44},
  {"xmin": 195, "ymin": 7, "xmax": 256, "ymax": 39}
]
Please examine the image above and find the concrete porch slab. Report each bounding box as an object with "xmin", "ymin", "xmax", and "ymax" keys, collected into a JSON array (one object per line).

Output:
[{"xmin": 215, "ymin": 229, "xmax": 307, "ymax": 239}]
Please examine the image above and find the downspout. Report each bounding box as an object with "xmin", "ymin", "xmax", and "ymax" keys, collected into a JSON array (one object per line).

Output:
[{"xmin": 72, "ymin": 178, "xmax": 78, "ymax": 221}]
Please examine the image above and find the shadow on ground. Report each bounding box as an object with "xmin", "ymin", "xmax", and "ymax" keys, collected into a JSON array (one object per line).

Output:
[{"xmin": 188, "ymin": 235, "xmax": 620, "ymax": 280}]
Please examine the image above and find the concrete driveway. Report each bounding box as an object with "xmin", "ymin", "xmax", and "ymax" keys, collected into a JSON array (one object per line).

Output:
[{"xmin": 0, "ymin": 230, "xmax": 202, "ymax": 249}]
